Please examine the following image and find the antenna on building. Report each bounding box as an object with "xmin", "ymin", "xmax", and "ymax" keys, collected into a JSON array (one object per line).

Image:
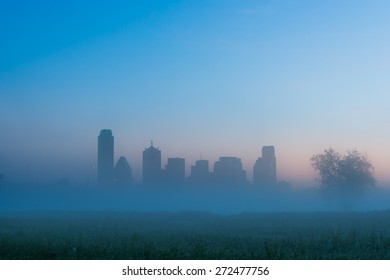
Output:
[
  {"xmin": 151, "ymin": 140, "xmax": 153, "ymax": 147},
  {"xmin": 200, "ymin": 153, "xmax": 203, "ymax": 160}
]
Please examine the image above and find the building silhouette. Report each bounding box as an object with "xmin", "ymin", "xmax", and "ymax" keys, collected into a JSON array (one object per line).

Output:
[
  {"xmin": 253, "ymin": 146, "xmax": 277, "ymax": 187},
  {"xmin": 164, "ymin": 158, "xmax": 185, "ymax": 186},
  {"xmin": 142, "ymin": 141, "xmax": 162, "ymax": 186},
  {"xmin": 114, "ymin": 156, "xmax": 133, "ymax": 186},
  {"xmin": 97, "ymin": 129, "xmax": 114, "ymax": 185},
  {"xmin": 95, "ymin": 131, "xmax": 281, "ymax": 189},
  {"xmin": 188, "ymin": 159, "xmax": 211, "ymax": 186},
  {"xmin": 213, "ymin": 157, "xmax": 247, "ymax": 187}
]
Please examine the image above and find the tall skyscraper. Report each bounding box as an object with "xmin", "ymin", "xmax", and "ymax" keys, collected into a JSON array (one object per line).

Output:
[
  {"xmin": 142, "ymin": 141, "xmax": 161, "ymax": 186},
  {"xmin": 164, "ymin": 158, "xmax": 185, "ymax": 186},
  {"xmin": 97, "ymin": 129, "xmax": 114, "ymax": 185},
  {"xmin": 253, "ymin": 145, "xmax": 277, "ymax": 187},
  {"xmin": 213, "ymin": 157, "xmax": 247, "ymax": 187}
]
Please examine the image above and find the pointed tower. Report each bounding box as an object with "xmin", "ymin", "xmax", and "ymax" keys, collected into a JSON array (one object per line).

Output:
[{"xmin": 114, "ymin": 156, "xmax": 133, "ymax": 185}]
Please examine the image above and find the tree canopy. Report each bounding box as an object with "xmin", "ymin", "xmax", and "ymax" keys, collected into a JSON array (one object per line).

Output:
[{"xmin": 310, "ymin": 148, "xmax": 375, "ymax": 193}]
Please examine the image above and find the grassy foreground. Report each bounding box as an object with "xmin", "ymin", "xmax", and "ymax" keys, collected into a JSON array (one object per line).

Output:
[{"xmin": 1, "ymin": 211, "xmax": 390, "ymax": 260}]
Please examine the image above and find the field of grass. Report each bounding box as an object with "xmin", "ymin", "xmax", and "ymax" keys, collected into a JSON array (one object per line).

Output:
[{"xmin": 1, "ymin": 211, "xmax": 390, "ymax": 260}]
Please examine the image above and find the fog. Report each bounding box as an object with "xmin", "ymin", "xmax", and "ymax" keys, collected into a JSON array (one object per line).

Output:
[{"xmin": 1, "ymin": 183, "xmax": 390, "ymax": 214}]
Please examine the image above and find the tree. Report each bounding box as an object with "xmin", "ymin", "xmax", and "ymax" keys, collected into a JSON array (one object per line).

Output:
[{"xmin": 310, "ymin": 148, "xmax": 375, "ymax": 193}]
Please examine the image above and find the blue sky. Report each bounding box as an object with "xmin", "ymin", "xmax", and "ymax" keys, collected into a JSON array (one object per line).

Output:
[{"xmin": 1, "ymin": 0, "xmax": 390, "ymax": 185}]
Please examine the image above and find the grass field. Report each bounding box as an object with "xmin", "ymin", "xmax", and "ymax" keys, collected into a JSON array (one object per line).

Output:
[{"xmin": 1, "ymin": 211, "xmax": 390, "ymax": 260}]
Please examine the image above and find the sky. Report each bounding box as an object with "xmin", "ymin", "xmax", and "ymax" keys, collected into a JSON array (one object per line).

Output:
[{"xmin": 0, "ymin": 0, "xmax": 390, "ymax": 186}]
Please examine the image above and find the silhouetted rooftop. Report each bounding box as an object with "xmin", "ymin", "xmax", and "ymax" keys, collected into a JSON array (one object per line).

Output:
[
  {"xmin": 99, "ymin": 129, "xmax": 113, "ymax": 137},
  {"xmin": 144, "ymin": 144, "xmax": 160, "ymax": 152}
]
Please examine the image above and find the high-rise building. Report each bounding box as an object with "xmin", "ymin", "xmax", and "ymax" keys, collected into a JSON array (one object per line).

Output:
[
  {"xmin": 97, "ymin": 129, "xmax": 114, "ymax": 185},
  {"xmin": 213, "ymin": 157, "xmax": 246, "ymax": 187},
  {"xmin": 191, "ymin": 160, "xmax": 209, "ymax": 176},
  {"xmin": 253, "ymin": 146, "xmax": 277, "ymax": 187},
  {"xmin": 114, "ymin": 156, "xmax": 133, "ymax": 186},
  {"xmin": 188, "ymin": 159, "xmax": 211, "ymax": 186},
  {"xmin": 164, "ymin": 158, "xmax": 185, "ymax": 186},
  {"xmin": 142, "ymin": 141, "xmax": 161, "ymax": 186}
]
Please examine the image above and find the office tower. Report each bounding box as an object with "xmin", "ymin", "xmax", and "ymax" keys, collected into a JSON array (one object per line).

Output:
[
  {"xmin": 97, "ymin": 129, "xmax": 114, "ymax": 185},
  {"xmin": 114, "ymin": 156, "xmax": 133, "ymax": 186},
  {"xmin": 142, "ymin": 141, "xmax": 161, "ymax": 186},
  {"xmin": 191, "ymin": 160, "xmax": 209, "ymax": 179},
  {"xmin": 213, "ymin": 157, "xmax": 246, "ymax": 187},
  {"xmin": 164, "ymin": 158, "xmax": 185, "ymax": 186},
  {"xmin": 253, "ymin": 145, "xmax": 277, "ymax": 187},
  {"xmin": 188, "ymin": 160, "xmax": 211, "ymax": 186}
]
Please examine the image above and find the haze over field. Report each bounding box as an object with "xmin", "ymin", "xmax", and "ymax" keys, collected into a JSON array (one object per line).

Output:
[
  {"xmin": 1, "ymin": 0, "xmax": 390, "ymax": 187},
  {"xmin": 3, "ymin": 2, "xmax": 390, "ymax": 264}
]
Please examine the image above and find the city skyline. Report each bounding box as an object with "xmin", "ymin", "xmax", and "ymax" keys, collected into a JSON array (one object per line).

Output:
[
  {"xmin": 1, "ymin": 1, "xmax": 390, "ymax": 186},
  {"xmin": 99, "ymin": 128, "xmax": 276, "ymax": 187}
]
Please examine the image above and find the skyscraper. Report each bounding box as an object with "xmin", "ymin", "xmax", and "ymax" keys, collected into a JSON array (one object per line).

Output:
[
  {"xmin": 213, "ymin": 157, "xmax": 247, "ymax": 187},
  {"xmin": 188, "ymin": 159, "xmax": 211, "ymax": 186},
  {"xmin": 142, "ymin": 141, "xmax": 161, "ymax": 186},
  {"xmin": 97, "ymin": 129, "xmax": 114, "ymax": 185},
  {"xmin": 253, "ymin": 146, "xmax": 277, "ymax": 187},
  {"xmin": 164, "ymin": 158, "xmax": 185, "ymax": 186},
  {"xmin": 113, "ymin": 156, "xmax": 133, "ymax": 186}
]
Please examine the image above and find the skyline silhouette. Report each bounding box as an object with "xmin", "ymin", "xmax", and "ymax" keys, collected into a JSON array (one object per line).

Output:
[
  {"xmin": 0, "ymin": 127, "xmax": 385, "ymax": 189},
  {"xmin": 1, "ymin": 1, "xmax": 390, "ymax": 187},
  {"xmin": 97, "ymin": 129, "xmax": 282, "ymax": 188},
  {"xmin": 1, "ymin": 130, "xmax": 390, "ymax": 214}
]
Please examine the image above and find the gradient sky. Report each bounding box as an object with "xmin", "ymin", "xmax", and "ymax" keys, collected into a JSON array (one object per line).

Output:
[{"xmin": 1, "ymin": 0, "xmax": 390, "ymax": 186}]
